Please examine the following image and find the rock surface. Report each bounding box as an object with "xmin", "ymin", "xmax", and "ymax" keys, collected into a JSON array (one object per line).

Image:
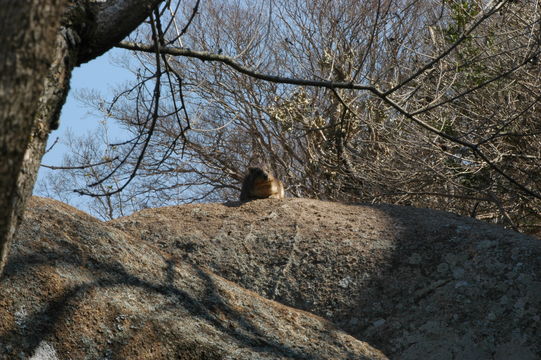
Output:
[
  {"xmin": 111, "ymin": 197, "xmax": 541, "ymax": 359},
  {"xmin": 0, "ymin": 197, "xmax": 386, "ymax": 360},
  {"xmin": 1, "ymin": 196, "xmax": 540, "ymax": 359}
]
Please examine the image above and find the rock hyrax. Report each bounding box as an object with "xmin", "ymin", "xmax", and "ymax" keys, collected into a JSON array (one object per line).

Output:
[{"xmin": 239, "ymin": 167, "xmax": 285, "ymax": 201}]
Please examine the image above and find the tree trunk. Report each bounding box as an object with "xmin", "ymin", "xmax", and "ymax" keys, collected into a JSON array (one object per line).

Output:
[
  {"xmin": 0, "ymin": 0, "xmax": 165, "ymax": 277},
  {"xmin": 0, "ymin": 0, "xmax": 67, "ymax": 276}
]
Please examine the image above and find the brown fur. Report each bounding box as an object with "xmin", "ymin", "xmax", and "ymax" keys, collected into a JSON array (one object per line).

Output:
[{"xmin": 239, "ymin": 167, "xmax": 285, "ymax": 202}]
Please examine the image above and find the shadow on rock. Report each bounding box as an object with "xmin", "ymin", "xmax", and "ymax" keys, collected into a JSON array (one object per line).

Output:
[{"xmin": 0, "ymin": 197, "xmax": 386, "ymax": 360}]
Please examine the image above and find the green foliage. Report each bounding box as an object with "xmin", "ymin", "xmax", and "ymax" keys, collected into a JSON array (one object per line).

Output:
[
  {"xmin": 444, "ymin": 0, "xmax": 490, "ymax": 85},
  {"xmin": 444, "ymin": 0, "xmax": 481, "ymax": 43}
]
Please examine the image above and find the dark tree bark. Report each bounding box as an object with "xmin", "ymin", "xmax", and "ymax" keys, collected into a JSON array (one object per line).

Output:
[
  {"xmin": 0, "ymin": 0, "xmax": 67, "ymax": 277},
  {"xmin": 0, "ymin": 0, "xmax": 164, "ymax": 277}
]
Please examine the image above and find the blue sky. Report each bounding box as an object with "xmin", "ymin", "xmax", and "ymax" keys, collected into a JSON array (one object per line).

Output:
[
  {"xmin": 36, "ymin": 49, "xmax": 131, "ymax": 177},
  {"xmin": 35, "ymin": 48, "xmax": 132, "ymax": 202}
]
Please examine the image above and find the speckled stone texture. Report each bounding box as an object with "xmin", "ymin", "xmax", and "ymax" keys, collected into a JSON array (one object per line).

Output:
[
  {"xmin": 0, "ymin": 197, "xmax": 386, "ymax": 359},
  {"xmin": 1, "ymin": 196, "xmax": 540, "ymax": 359},
  {"xmin": 111, "ymin": 197, "xmax": 541, "ymax": 359}
]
